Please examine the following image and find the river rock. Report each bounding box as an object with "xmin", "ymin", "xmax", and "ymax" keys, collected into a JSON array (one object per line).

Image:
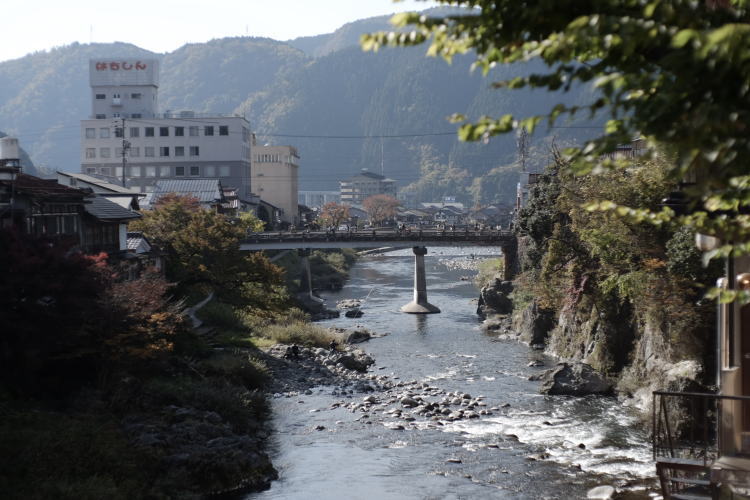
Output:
[
  {"xmin": 586, "ymin": 485, "xmax": 615, "ymax": 499},
  {"xmin": 337, "ymin": 299, "xmax": 361, "ymax": 309},
  {"xmin": 345, "ymin": 329, "xmax": 371, "ymax": 344},
  {"xmin": 336, "ymin": 351, "xmax": 374, "ymax": 372},
  {"xmin": 539, "ymin": 362, "xmax": 613, "ymax": 396},
  {"xmin": 477, "ymin": 278, "xmax": 514, "ymax": 317},
  {"xmin": 344, "ymin": 308, "xmax": 364, "ymax": 318}
]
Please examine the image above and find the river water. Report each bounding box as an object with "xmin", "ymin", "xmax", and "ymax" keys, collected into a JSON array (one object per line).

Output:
[{"xmin": 250, "ymin": 248, "xmax": 658, "ymax": 499}]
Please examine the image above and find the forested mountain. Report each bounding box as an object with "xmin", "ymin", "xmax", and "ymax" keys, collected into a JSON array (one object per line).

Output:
[{"xmin": 0, "ymin": 12, "xmax": 601, "ymax": 205}]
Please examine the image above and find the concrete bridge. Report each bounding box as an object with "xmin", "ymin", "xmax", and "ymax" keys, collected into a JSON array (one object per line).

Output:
[{"xmin": 241, "ymin": 229, "xmax": 517, "ymax": 314}]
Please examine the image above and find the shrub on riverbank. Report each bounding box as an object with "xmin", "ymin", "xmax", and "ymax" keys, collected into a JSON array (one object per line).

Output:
[
  {"xmin": 474, "ymin": 257, "xmax": 504, "ymax": 289},
  {"xmin": 259, "ymin": 321, "xmax": 337, "ymax": 348}
]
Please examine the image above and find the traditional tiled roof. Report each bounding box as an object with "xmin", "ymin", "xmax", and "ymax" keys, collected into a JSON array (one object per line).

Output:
[
  {"xmin": 152, "ymin": 179, "xmax": 223, "ymax": 204},
  {"xmin": 126, "ymin": 232, "xmax": 151, "ymax": 252},
  {"xmin": 57, "ymin": 172, "xmax": 138, "ymax": 194},
  {"xmin": 84, "ymin": 195, "xmax": 141, "ymax": 221},
  {"xmin": 9, "ymin": 173, "xmax": 90, "ymax": 201}
]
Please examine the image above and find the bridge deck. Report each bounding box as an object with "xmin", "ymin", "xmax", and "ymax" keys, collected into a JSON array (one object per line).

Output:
[{"xmin": 239, "ymin": 229, "xmax": 514, "ymax": 251}]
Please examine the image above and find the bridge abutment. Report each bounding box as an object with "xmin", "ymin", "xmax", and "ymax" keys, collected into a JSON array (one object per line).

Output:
[{"xmin": 401, "ymin": 246, "xmax": 440, "ymax": 314}]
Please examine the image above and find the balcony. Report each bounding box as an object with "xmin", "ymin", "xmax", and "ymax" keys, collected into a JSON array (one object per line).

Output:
[{"xmin": 653, "ymin": 390, "xmax": 750, "ymax": 499}]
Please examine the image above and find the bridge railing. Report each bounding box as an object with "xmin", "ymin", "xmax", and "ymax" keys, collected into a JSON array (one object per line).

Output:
[{"xmin": 241, "ymin": 228, "xmax": 513, "ymax": 245}]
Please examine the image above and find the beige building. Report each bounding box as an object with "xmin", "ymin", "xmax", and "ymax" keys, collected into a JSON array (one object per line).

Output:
[
  {"xmin": 340, "ymin": 169, "xmax": 397, "ymax": 205},
  {"xmin": 251, "ymin": 145, "xmax": 299, "ymax": 225}
]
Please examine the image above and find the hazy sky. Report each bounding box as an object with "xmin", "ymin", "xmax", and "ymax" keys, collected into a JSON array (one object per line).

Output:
[{"xmin": 1, "ymin": 0, "xmax": 435, "ymax": 63}]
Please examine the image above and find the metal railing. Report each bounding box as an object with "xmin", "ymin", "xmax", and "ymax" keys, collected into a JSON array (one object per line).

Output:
[
  {"xmin": 653, "ymin": 390, "xmax": 750, "ymax": 463},
  {"xmin": 241, "ymin": 228, "xmax": 514, "ymax": 245}
]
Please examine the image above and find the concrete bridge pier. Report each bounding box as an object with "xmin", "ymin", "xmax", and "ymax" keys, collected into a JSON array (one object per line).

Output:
[
  {"xmin": 298, "ymin": 249, "xmax": 323, "ymax": 303},
  {"xmin": 401, "ymin": 246, "xmax": 440, "ymax": 314}
]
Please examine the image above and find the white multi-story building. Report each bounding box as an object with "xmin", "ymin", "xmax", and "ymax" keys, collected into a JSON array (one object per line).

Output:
[
  {"xmin": 80, "ymin": 59, "xmax": 252, "ymax": 197},
  {"xmin": 251, "ymin": 144, "xmax": 299, "ymax": 225}
]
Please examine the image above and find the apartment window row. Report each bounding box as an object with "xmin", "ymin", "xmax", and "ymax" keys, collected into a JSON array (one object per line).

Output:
[
  {"xmin": 84, "ymin": 165, "xmax": 232, "ymax": 178},
  {"xmin": 86, "ymin": 126, "xmax": 231, "ymax": 138},
  {"xmin": 95, "ymin": 92, "xmax": 142, "ymax": 100},
  {"xmin": 255, "ymin": 153, "xmax": 296, "ymax": 163},
  {"xmin": 85, "ymin": 145, "xmax": 200, "ymax": 159}
]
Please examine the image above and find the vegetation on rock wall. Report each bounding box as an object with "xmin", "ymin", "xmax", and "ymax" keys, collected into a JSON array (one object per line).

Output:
[{"xmin": 513, "ymin": 153, "xmax": 721, "ymax": 396}]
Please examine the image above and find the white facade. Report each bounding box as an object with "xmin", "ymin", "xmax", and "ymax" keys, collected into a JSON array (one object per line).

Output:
[
  {"xmin": 251, "ymin": 145, "xmax": 299, "ymax": 225},
  {"xmin": 80, "ymin": 59, "xmax": 252, "ymax": 197}
]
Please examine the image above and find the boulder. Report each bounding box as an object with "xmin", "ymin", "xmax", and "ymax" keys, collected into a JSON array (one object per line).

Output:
[
  {"xmin": 344, "ymin": 308, "xmax": 364, "ymax": 318},
  {"xmin": 539, "ymin": 362, "xmax": 613, "ymax": 396},
  {"xmin": 477, "ymin": 278, "xmax": 514, "ymax": 317},
  {"xmin": 336, "ymin": 351, "xmax": 374, "ymax": 372},
  {"xmin": 345, "ymin": 329, "xmax": 371, "ymax": 344},
  {"xmin": 587, "ymin": 485, "xmax": 615, "ymax": 499}
]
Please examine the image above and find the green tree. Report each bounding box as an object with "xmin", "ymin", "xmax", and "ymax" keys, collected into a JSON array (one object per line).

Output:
[{"xmin": 363, "ymin": 1, "xmax": 750, "ymax": 299}]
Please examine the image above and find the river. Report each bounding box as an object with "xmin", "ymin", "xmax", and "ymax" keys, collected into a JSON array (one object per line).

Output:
[{"xmin": 250, "ymin": 248, "xmax": 658, "ymax": 499}]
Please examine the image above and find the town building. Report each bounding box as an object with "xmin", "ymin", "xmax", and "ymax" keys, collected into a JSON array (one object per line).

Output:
[
  {"xmin": 339, "ymin": 169, "xmax": 397, "ymax": 205},
  {"xmin": 298, "ymin": 190, "xmax": 340, "ymax": 209},
  {"xmin": 251, "ymin": 144, "xmax": 299, "ymax": 225},
  {"xmin": 1, "ymin": 137, "xmax": 140, "ymax": 255},
  {"xmin": 79, "ymin": 59, "xmax": 252, "ymax": 198}
]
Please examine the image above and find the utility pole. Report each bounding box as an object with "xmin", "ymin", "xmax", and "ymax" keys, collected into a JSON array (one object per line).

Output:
[
  {"xmin": 517, "ymin": 128, "xmax": 529, "ymax": 172},
  {"xmin": 115, "ymin": 117, "xmax": 130, "ymax": 187}
]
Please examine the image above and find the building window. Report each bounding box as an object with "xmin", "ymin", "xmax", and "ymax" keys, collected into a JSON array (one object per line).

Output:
[
  {"xmin": 175, "ymin": 166, "xmax": 185, "ymax": 176},
  {"xmin": 100, "ymin": 128, "xmax": 110, "ymax": 138},
  {"xmin": 145, "ymin": 146, "xmax": 155, "ymax": 157},
  {"xmin": 100, "ymin": 147, "xmax": 111, "ymax": 158},
  {"xmin": 86, "ymin": 167, "xmax": 97, "ymax": 174},
  {"xmin": 219, "ymin": 125, "xmax": 229, "ymax": 136},
  {"xmin": 95, "ymin": 114, "xmax": 106, "ymax": 119},
  {"xmin": 114, "ymin": 127, "xmax": 123, "ymax": 138},
  {"xmin": 145, "ymin": 166, "xmax": 156, "ymax": 177},
  {"xmin": 115, "ymin": 147, "xmax": 124, "ymax": 157},
  {"xmin": 145, "ymin": 127, "xmax": 154, "ymax": 137},
  {"xmin": 189, "ymin": 126, "xmax": 199, "ymax": 136},
  {"xmin": 114, "ymin": 167, "xmax": 122, "ymax": 178},
  {"xmin": 131, "ymin": 113, "xmax": 142, "ymax": 119},
  {"xmin": 85, "ymin": 148, "xmax": 96, "ymax": 159},
  {"xmin": 159, "ymin": 166, "xmax": 170, "ymax": 176},
  {"xmin": 130, "ymin": 147, "xmax": 140, "ymax": 157},
  {"xmin": 175, "ymin": 127, "xmax": 184, "ymax": 136},
  {"xmin": 190, "ymin": 166, "xmax": 200, "ymax": 176},
  {"xmin": 131, "ymin": 93, "xmax": 141, "ymax": 99},
  {"xmin": 113, "ymin": 113, "xmax": 121, "ymax": 118},
  {"xmin": 85, "ymin": 128, "xmax": 96, "ymax": 139},
  {"xmin": 205, "ymin": 126, "xmax": 214, "ymax": 136},
  {"xmin": 159, "ymin": 147, "xmax": 169, "ymax": 157},
  {"xmin": 95, "ymin": 93, "xmax": 105, "ymax": 100},
  {"xmin": 159, "ymin": 127, "xmax": 169, "ymax": 137},
  {"xmin": 175, "ymin": 146, "xmax": 185, "ymax": 157},
  {"xmin": 129, "ymin": 127, "xmax": 139, "ymax": 137},
  {"xmin": 101, "ymin": 167, "xmax": 111, "ymax": 176},
  {"xmin": 129, "ymin": 166, "xmax": 142, "ymax": 177},
  {"xmin": 218, "ymin": 165, "xmax": 230, "ymax": 176},
  {"xmin": 204, "ymin": 165, "xmax": 215, "ymax": 177},
  {"xmin": 189, "ymin": 146, "xmax": 199, "ymax": 156}
]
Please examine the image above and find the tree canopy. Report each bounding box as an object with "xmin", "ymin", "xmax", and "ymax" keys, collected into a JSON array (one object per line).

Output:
[
  {"xmin": 363, "ymin": 0, "xmax": 750, "ymax": 299},
  {"xmin": 363, "ymin": 194, "xmax": 400, "ymax": 225}
]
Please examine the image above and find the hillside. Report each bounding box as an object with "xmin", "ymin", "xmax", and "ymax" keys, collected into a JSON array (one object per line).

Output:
[{"xmin": 0, "ymin": 12, "xmax": 602, "ymax": 206}]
